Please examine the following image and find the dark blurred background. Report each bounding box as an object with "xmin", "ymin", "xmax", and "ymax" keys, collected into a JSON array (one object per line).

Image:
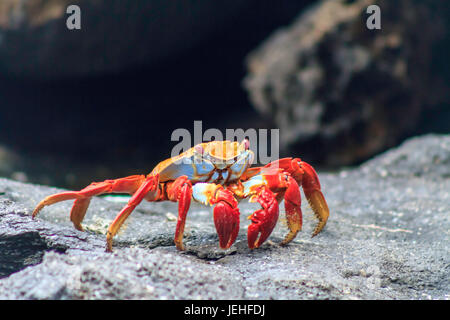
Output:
[{"xmin": 0, "ymin": 0, "xmax": 449, "ymax": 189}]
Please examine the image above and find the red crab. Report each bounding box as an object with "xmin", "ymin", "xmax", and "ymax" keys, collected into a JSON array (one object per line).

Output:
[{"xmin": 32, "ymin": 140, "xmax": 329, "ymax": 251}]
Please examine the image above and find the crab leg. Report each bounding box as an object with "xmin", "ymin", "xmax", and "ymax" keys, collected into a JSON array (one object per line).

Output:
[
  {"xmin": 163, "ymin": 176, "xmax": 193, "ymax": 251},
  {"xmin": 280, "ymin": 176, "xmax": 302, "ymax": 245},
  {"xmin": 297, "ymin": 161, "xmax": 329, "ymax": 236},
  {"xmin": 32, "ymin": 175, "xmax": 149, "ymax": 231},
  {"xmin": 106, "ymin": 175, "xmax": 159, "ymax": 251},
  {"xmin": 70, "ymin": 198, "xmax": 91, "ymax": 231}
]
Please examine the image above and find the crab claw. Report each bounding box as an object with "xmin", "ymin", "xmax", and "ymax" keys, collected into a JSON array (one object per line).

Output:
[
  {"xmin": 247, "ymin": 186, "xmax": 279, "ymax": 249},
  {"xmin": 300, "ymin": 161, "xmax": 329, "ymax": 236},
  {"xmin": 212, "ymin": 189, "xmax": 240, "ymax": 249}
]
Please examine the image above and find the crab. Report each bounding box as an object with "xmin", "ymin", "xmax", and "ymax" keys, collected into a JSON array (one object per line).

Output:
[{"xmin": 32, "ymin": 139, "xmax": 329, "ymax": 252}]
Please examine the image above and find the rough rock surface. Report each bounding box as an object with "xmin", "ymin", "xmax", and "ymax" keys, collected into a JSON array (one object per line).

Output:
[
  {"xmin": 244, "ymin": 0, "xmax": 448, "ymax": 166},
  {"xmin": 0, "ymin": 134, "xmax": 449, "ymax": 299}
]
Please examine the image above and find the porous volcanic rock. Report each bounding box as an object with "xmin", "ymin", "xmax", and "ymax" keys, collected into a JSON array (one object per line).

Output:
[{"xmin": 0, "ymin": 134, "xmax": 449, "ymax": 299}]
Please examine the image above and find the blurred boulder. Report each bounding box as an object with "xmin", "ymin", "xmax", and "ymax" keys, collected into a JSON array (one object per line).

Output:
[
  {"xmin": 244, "ymin": 0, "xmax": 449, "ymax": 166},
  {"xmin": 0, "ymin": 0, "xmax": 253, "ymax": 78},
  {"xmin": 0, "ymin": 0, "xmax": 315, "ymax": 191}
]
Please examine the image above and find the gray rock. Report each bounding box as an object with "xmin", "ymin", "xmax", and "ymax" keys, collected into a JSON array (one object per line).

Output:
[
  {"xmin": 0, "ymin": 249, "xmax": 244, "ymax": 300},
  {"xmin": 361, "ymin": 134, "xmax": 450, "ymax": 179},
  {"xmin": 244, "ymin": 0, "xmax": 449, "ymax": 166},
  {"xmin": 0, "ymin": 134, "xmax": 449, "ymax": 299}
]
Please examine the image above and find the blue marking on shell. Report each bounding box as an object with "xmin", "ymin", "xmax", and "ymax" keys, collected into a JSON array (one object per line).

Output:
[
  {"xmin": 159, "ymin": 157, "xmax": 215, "ymax": 182},
  {"xmin": 209, "ymin": 171, "xmax": 220, "ymax": 183},
  {"xmin": 228, "ymin": 150, "xmax": 253, "ymax": 181},
  {"xmin": 222, "ymin": 170, "xmax": 229, "ymax": 182},
  {"xmin": 195, "ymin": 160, "xmax": 216, "ymax": 176}
]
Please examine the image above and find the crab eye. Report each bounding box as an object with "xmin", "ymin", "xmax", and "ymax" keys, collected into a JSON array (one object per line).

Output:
[
  {"xmin": 240, "ymin": 139, "xmax": 250, "ymax": 151},
  {"xmin": 194, "ymin": 144, "xmax": 204, "ymax": 155}
]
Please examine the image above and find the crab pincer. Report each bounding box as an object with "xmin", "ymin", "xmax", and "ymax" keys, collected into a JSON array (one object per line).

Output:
[
  {"xmin": 247, "ymin": 186, "xmax": 279, "ymax": 249},
  {"xmin": 212, "ymin": 188, "xmax": 240, "ymax": 249},
  {"xmin": 192, "ymin": 183, "xmax": 241, "ymax": 249}
]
